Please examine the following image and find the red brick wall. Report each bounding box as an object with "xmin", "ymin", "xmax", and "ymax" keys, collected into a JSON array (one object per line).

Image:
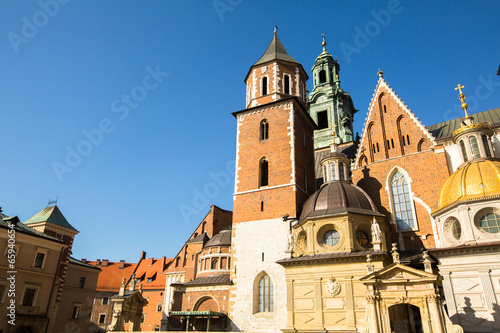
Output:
[
  {"xmin": 233, "ymin": 99, "xmax": 315, "ymax": 223},
  {"xmin": 353, "ymin": 85, "xmax": 450, "ymax": 250}
]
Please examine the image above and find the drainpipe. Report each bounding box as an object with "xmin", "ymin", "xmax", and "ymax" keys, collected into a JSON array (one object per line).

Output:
[{"xmin": 44, "ymin": 244, "xmax": 65, "ymax": 333}]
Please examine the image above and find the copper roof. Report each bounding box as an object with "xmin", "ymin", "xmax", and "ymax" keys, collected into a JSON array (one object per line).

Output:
[
  {"xmin": 24, "ymin": 205, "xmax": 78, "ymax": 232},
  {"xmin": 300, "ymin": 181, "xmax": 383, "ymax": 221},
  {"xmin": 182, "ymin": 274, "xmax": 231, "ymax": 286},
  {"xmin": 204, "ymin": 228, "xmax": 231, "ymax": 248}
]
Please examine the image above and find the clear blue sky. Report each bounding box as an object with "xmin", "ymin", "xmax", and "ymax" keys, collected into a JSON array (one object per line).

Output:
[{"xmin": 1, "ymin": 1, "xmax": 499, "ymax": 262}]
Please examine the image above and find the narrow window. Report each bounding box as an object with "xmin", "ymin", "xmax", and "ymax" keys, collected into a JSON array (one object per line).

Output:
[
  {"xmin": 376, "ymin": 143, "xmax": 380, "ymax": 152},
  {"xmin": 34, "ymin": 252, "xmax": 45, "ymax": 268},
  {"xmin": 469, "ymin": 136, "xmax": 481, "ymax": 159},
  {"xmin": 79, "ymin": 277, "xmax": 86, "ymax": 289},
  {"xmin": 262, "ymin": 253, "xmax": 265, "ymax": 262},
  {"xmin": 319, "ymin": 70, "xmax": 326, "ymax": 83},
  {"xmin": 391, "ymin": 138, "xmax": 395, "ymax": 149},
  {"xmin": 329, "ymin": 163, "xmax": 336, "ymax": 181},
  {"xmin": 482, "ymin": 135, "xmax": 492, "ymax": 157},
  {"xmin": 391, "ymin": 171, "xmax": 416, "ymax": 231},
  {"xmin": 262, "ymin": 77, "xmax": 268, "ymax": 95},
  {"xmin": 387, "ymin": 140, "xmax": 390, "ymax": 150},
  {"xmin": 98, "ymin": 314, "xmax": 106, "ymax": 324},
  {"xmin": 338, "ymin": 162, "xmax": 345, "ymax": 180},
  {"xmin": 260, "ymin": 120, "xmax": 269, "ymax": 140},
  {"xmin": 261, "ymin": 201, "xmax": 264, "ymax": 212},
  {"xmin": 258, "ymin": 274, "xmax": 274, "ymax": 312},
  {"xmin": 406, "ymin": 135, "xmax": 410, "ymax": 145},
  {"xmin": 417, "ymin": 139, "xmax": 425, "ymax": 152},
  {"xmin": 317, "ymin": 111, "xmax": 328, "ymax": 129},
  {"xmin": 383, "ymin": 105, "xmax": 387, "ymax": 113},
  {"xmin": 72, "ymin": 305, "xmax": 81, "ymax": 319},
  {"xmin": 402, "ymin": 135, "xmax": 406, "ymax": 146},
  {"xmin": 22, "ymin": 288, "xmax": 37, "ymax": 306},
  {"xmin": 372, "ymin": 144, "xmax": 376, "ymax": 153},
  {"xmin": 460, "ymin": 140, "xmax": 468, "ymax": 162},
  {"xmin": 211, "ymin": 258, "xmax": 218, "ymax": 269},
  {"xmin": 102, "ymin": 297, "xmax": 109, "ymax": 305},
  {"xmin": 284, "ymin": 75, "xmax": 290, "ymax": 94},
  {"xmin": 260, "ymin": 158, "xmax": 269, "ymax": 187}
]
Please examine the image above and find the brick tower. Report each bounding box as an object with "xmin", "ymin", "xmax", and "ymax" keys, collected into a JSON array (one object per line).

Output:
[{"xmin": 229, "ymin": 30, "xmax": 316, "ymax": 332}]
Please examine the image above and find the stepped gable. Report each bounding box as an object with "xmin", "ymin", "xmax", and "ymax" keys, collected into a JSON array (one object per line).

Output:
[{"xmin": 354, "ymin": 72, "xmax": 437, "ymax": 167}]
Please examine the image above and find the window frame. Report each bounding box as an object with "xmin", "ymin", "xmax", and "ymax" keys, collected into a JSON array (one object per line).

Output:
[
  {"xmin": 259, "ymin": 158, "xmax": 269, "ymax": 187},
  {"xmin": 21, "ymin": 285, "xmax": 39, "ymax": 307},
  {"xmin": 33, "ymin": 248, "xmax": 49, "ymax": 269},
  {"xmin": 256, "ymin": 273, "xmax": 274, "ymax": 313},
  {"xmin": 79, "ymin": 276, "xmax": 86, "ymax": 289},
  {"xmin": 71, "ymin": 303, "xmax": 82, "ymax": 319},
  {"xmin": 387, "ymin": 168, "xmax": 419, "ymax": 232},
  {"xmin": 98, "ymin": 313, "xmax": 106, "ymax": 324}
]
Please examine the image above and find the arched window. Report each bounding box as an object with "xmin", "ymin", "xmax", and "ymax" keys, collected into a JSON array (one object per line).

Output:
[
  {"xmin": 338, "ymin": 162, "xmax": 345, "ymax": 180},
  {"xmin": 284, "ymin": 75, "xmax": 290, "ymax": 94},
  {"xmin": 258, "ymin": 274, "xmax": 274, "ymax": 312},
  {"xmin": 319, "ymin": 70, "xmax": 326, "ymax": 84},
  {"xmin": 460, "ymin": 140, "xmax": 468, "ymax": 162},
  {"xmin": 211, "ymin": 258, "xmax": 219, "ymax": 270},
  {"xmin": 417, "ymin": 139, "xmax": 425, "ymax": 152},
  {"xmin": 262, "ymin": 77, "xmax": 268, "ymax": 95},
  {"xmin": 469, "ymin": 136, "xmax": 480, "ymax": 159},
  {"xmin": 260, "ymin": 158, "xmax": 269, "ymax": 187},
  {"xmin": 260, "ymin": 120, "xmax": 269, "ymax": 140},
  {"xmin": 482, "ymin": 135, "xmax": 492, "ymax": 157},
  {"xmin": 391, "ymin": 171, "xmax": 416, "ymax": 231},
  {"xmin": 329, "ymin": 163, "xmax": 336, "ymax": 181}
]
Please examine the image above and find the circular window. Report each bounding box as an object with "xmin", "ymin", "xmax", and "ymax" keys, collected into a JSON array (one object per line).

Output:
[
  {"xmin": 355, "ymin": 230, "xmax": 370, "ymax": 248},
  {"xmin": 451, "ymin": 220, "xmax": 462, "ymax": 240},
  {"xmin": 479, "ymin": 213, "xmax": 500, "ymax": 234},
  {"xmin": 324, "ymin": 230, "xmax": 340, "ymax": 246}
]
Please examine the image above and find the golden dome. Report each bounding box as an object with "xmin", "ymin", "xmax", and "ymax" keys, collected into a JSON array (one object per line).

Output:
[{"xmin": 438, "ymin": 159, "xmax": 500, "ymax": 210}]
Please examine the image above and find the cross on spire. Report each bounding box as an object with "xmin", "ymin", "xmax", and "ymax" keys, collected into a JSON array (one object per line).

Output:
[
  {"xmin": 274, "ymin": 23, "xmax": 278, "ymax": 34},
  {"xmin": 322, "ymin": 34, "xmax": 326, "ymax": 52},
  {"xmin": 455, "ymin": 84, "xmax": 469, "ymax": 117}
]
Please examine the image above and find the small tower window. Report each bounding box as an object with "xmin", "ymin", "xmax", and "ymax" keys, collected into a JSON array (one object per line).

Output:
[
  {"xmin": 338, "ymin": 162, "xmax": 345, "ymax": 180},
  {"xmin": 329, "ymin": 163, "xmax": 336, "ymax": 181},
  {"xmin": 260, "ymin": 158, "xmax": 269, "ymax": 187},
  {"xmin": 406, "ymin": 135, "xmax": 410, "ymax": 145},
  {"xmin": 460, "ymin": 140, "xmax": 468, "ymax": 162},
  {"xmin": 383, "ymin": 105, "xmax": 387, "ymax": 113},
  {"xmin": 319, "ymin": 70, "xmax": 326, "ymax": 84},
  {"xmin": 261, "ymin": 201, "xmax": 264, "ymax": 212},
  {"xmin": 284, "ymin": 75, "xmax": 290, "ymax": 94},
  {"xmin": 469, "ymin": 136, "xmax": 481, "ymax": 159},
  {"xmin": 262, "ymin": 77, "xmax": 268, "ymax": 95},
  {"xmin": 317, "ymin": 111, "xmax": 328, "ymax": 129},
  {"xmin": 260, "ymin": 120, "xmax": 269, "ymax": 140},
  {"xmin": 482, "ymin": 135, "xmax": 492, "ymax": 157}
]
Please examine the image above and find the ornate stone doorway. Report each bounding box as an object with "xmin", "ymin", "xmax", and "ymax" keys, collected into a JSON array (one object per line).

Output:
[{"xmin": 388, "ymin": 304, "xmax": 423, "ymax": 333}]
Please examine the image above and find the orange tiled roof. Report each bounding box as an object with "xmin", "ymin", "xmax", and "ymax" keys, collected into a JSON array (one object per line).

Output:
[
  {"xmin": 134, "ymin": 257, "xmax": 173, "ymax": 290},
  {"xmin": 87, "ymin": 256, "xmax": 173, "ymax": 292},
  {"xmin": 86, "ymin": 260, "xmax": 138, "ymax": 292}
]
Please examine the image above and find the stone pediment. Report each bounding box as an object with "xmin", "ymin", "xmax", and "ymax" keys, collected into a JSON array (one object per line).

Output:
[{"xmin": 360, "ymin": 263, "xmax": 437, "ymax": 284}]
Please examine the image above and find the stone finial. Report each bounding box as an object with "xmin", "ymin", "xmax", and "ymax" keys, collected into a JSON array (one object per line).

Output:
[
  {"xmin": 366, "ymin": 254, "xmax": 374, "ymax": 273},
  {"xmin": 391, "ymin": 243, "xmax": 400, "ymax": 264},
  {"xmin": 139, "ymin": 283, "xmax": 143, "ymax": 294},
  {"xmin": 423, "ymin": 250, "xmax": 432, "ymax": 273},
  {"xmin": 119, "ymin": 277, "xmax": 126, "ymax": 296},
  {"xmin": 377, "ymin": 69, "xmax": 384, "ymax": 78},
  {"xmin": 129, "ymin": 273, "xmax": 136, "ymax": 291}
]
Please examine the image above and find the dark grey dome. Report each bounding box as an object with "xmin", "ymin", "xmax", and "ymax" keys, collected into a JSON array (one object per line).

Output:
[
  {"xmin": 300, "ymin": 181, "xmax": 382, "ymax": 221},
  {"xmin": 204, "ymin": 228, "xmax": 231, "ymax": 248}
]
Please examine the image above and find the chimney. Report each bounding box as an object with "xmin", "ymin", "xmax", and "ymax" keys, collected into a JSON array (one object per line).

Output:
[
  {"xmin": 162, "ymin": 257, "xmax": 167, "ymax": 271},
  {"xmin": 96, "ymin": 259, "xmax": 101, "ymax": 266},
  {"xmin": 140, "ymin": 251, "xmax": 146, "ymax": 260},
  {"xmin": 81, "ymin": 259, "xmax": 87, "ymax": 263},
  {"xmin": 119, "ymin": 260, "xmax": 125, "ymax": 269},
  {"xmin": 102, "ymin": 259, "xmax": 109, "ymax": 267}
]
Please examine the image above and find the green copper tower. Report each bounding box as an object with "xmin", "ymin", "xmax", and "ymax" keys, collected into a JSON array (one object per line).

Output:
[{"xmin": 308, "ymin": 35, "xmax": 357, "ymax": 148}]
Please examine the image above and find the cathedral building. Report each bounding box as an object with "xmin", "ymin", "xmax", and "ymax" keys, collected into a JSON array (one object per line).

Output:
[{"xmin": 224, "ymin": 30, "xmax": 500, "ymax": 333}]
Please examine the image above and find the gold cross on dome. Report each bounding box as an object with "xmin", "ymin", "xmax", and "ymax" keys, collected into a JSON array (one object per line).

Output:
[{"xmin": 455, "ymin": 84, "xmax": 465, "ymax": 102}]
